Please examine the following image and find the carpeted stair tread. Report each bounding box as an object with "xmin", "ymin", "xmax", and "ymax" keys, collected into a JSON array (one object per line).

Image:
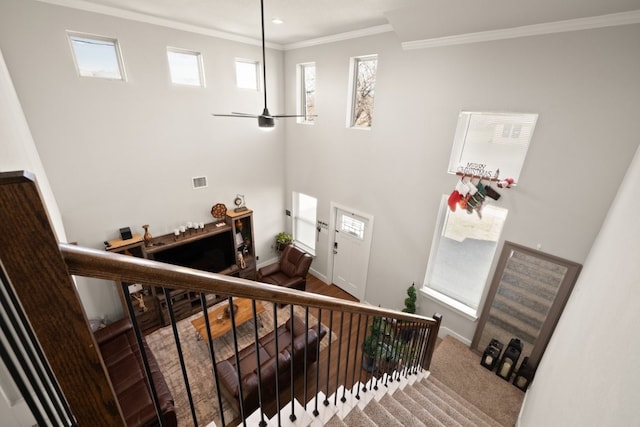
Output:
[
  {"xmin": 422, "ymin": 376, "xmax": 503, "ymax": 427},
  {"xmin": 342, "ymin": 405, "xmax": 376, "ymax": 426},
  {"xmin": 411, "ymin": 379, "xmax": 494, "ymax": 427},
  {"xmin": 378, "ymin": 393, "xmax": 427, "ymax": 427},
  {"xmin": 363, "ymin": 396, "xmax": 404, "ymax": 426},
  {"xmin": 403, "ymin": 382, "xmax": 476, "ymax": 427},
  {"xmin": 391, "ymin": 388, "xmax": 447, "ymax": 427},
  {"xmin": 324, "ymin": 413, "xmax": 348, "ymax": 427}
]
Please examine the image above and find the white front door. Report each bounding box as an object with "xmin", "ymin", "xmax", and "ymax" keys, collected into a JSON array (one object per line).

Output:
[{"xmin": 331, "ymin": 207, "xmax": 373, "ymax": 301}]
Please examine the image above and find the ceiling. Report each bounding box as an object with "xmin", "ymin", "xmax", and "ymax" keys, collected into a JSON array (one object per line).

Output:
[{"xmin": 41, "ymin": 0, "xmax": 640, "ymax": 47}]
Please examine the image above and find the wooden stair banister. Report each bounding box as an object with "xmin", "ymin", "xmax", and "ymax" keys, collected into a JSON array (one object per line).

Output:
[
  {"xmin": 1, "ymin": 170, "xmax": 442, "ymax": 425},
  {"xmin": 61, "ymin": 243, "xmax": 437, "ymax": 326}
]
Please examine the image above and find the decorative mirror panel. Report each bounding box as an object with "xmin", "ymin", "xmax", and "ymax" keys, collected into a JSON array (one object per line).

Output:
[{"xmin": 472, "ymin": 241, "xmax": 581, "ymax": 369}]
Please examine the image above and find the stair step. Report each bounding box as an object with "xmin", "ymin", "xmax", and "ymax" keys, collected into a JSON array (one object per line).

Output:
[
  {"xmin": 362, "ymin": 397, "xmax": 404, "ymax": 426},
  {"xmin": 378, "ymin": 393, "xmax": 427, "ymax": 426},
  {"xmin": 323, "ymin": 413, "xmax": 347, "ymax": 427},
  {"xmin": 343, "ymin": 405, "xmax": 376, "ymax": 426},
  {"xmin": 391, "ymin": 388, "xmax": 447, "ymax": 427},
  {"xmin": 327, "ymin": 385, "xmax": 358, "ymax": 419},
  {"xmin": 307, "ymin": 391, "xmax": 338, "ymax": 427},
  {"xmin": 261, "ymin": 398, "xmax": 313, "ymax": 427},
  {"xmin": 421, "ymin": 376, "xmax": 502, "ymax": 427}
]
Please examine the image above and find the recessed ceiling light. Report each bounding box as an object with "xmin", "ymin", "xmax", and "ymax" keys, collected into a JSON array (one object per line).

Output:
[{"xmin": 272, "ymin": 18, "xmax": 284, "ymax": 24}]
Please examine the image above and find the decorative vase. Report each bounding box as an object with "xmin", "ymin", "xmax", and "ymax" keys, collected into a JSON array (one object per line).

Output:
[{"xmin": 142, "ymin": 224, "xmax": 152, "ymax": 247}]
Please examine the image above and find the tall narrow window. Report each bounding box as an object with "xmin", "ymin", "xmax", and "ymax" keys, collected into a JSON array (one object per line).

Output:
[
  {"xmin": 235, "ymin": 59, "xmax": 259, "ymax": 90},
  {"xmin": 297, "ymin": 63, "xmax": 316, "ymax": 123},
  {"xmin": 167, "ymin": 48, "xmax": 204, "ymax": 87},
  {"xmin": 68, "ymin": 33, "xmax": 125, "ymax": 80},
  {"xmin": 293, "ymin": 192, "xmax": 317, "ymax": 255},
  {"xmin": 424, "ymin": 196, "xmax": 508, "ymax": 317},
  {"xmin": 348, "ymin": 55, "xmax": 378, "ymax": 128}
]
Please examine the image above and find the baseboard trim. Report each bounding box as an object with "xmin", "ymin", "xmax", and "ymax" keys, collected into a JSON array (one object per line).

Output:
[
  {"xmin": 439, "ymin": 326, "xmax": 472, "ymax": 347},
  {"xmin": 308, "ymin": 267, "xmax": 328, "ymax": 283}
]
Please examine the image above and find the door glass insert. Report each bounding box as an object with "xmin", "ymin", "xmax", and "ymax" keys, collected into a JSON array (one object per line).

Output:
[{"xmin": 340, "ymin": 215, "xmax": 365, "ymax": 240}]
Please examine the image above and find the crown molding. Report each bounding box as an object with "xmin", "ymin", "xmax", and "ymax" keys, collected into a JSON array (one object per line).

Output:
[
  {"xmin": 403, "ymin": 10, "xmax": 640, "ymax": 50},
  {"xmin": 283, "ymin": 24, "xmax": 394, "ymax": 51},
  {"xmin": 36, "ymin": 0, "xmax": 284, "ymax": 50}
]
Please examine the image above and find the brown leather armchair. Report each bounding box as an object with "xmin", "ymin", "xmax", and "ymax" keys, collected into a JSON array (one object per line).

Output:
[{"xmin": 256, "ymin": 245, "xmax": 312, "ymax": 291}]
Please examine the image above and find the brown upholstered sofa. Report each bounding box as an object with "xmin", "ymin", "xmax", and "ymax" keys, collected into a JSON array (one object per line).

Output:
[
  {"xmin": 216, "ymin": 314, "xmax": 327, "ymax": 415},
  {"xmin": 256, "ymin": 245, "xmax": 313, "ymax": 291},
  {"xmin": 95, "ymin": 318, "xmax": 176, "ymax": 427}
]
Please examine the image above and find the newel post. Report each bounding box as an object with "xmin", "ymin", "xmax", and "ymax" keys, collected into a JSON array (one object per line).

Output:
[
  {"xmin": 0, "ymin": 171, "xmax": 124, "ymax": 425},
  {"xmin": 422, "ymin": 312, "xmax": 443, "ymax": 370}
]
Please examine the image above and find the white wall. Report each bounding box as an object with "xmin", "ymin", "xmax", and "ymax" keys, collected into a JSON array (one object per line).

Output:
[
  {"xmin": 518, "ymin": 146, "xmax": 640, "ymax": 426},
  {"xmin": 0, "ymin": 0, "xmax": 287, "ymax": 321},
  {"xmin": 284, "ymin": 25, "xmax": 640, "ymax": 340},
  {"xmin": 0, "ymin": 49, "xmax": 66, "ymax": 242},
  {"xmin": 0, "ymin": 46, "xmax": 50, "ymax": 427}
]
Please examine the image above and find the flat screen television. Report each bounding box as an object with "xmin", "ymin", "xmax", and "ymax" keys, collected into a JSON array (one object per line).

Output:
[{"xmin": 153, "ymin": 231, "xmax": 235, "ymax": 274}]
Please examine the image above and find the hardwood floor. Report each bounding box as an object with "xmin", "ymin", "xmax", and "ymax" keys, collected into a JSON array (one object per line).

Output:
[{"xmin": 229, "ymin": 275, "xmax": 378, "ymax": 425}]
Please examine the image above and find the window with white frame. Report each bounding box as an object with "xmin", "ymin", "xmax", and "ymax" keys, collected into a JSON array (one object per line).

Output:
[
  {"xmin": 167, "ymin": 48, "xmax": 204, "ymax": 87},
  {"xmin": 424, "ymin": 196, "xmax": 507, "ymax": 317},
  {"xmin": 235, "ymin": 59, "xmax": 259, "ymax": 90},
  {"xmin": 297, "ymin": 63, "xmax": 316, "ymax": 123},
  {"xmin": 348, "ymin": 55, "xmax": 378, "ymax": 128},
  {"xmin": 68, "ymin": 33, "xmax": 125, "ymax": 80},
  {"xmin": 293, "ymin": 192, "xmax": 317, "ymax": 255}
]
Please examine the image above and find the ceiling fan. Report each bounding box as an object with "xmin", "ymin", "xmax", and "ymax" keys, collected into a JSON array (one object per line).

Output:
[{"xmin": 212, "ymin": 0, "xmax": 315, "ymax": 129}]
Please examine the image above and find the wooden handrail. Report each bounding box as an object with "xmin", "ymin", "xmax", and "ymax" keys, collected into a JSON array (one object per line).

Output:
[{"xmin": 61, "ymin": 243, "xmax": 437, "ymax": 325}]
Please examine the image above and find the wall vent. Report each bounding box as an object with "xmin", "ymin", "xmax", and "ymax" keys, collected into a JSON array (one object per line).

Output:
[{"xmin": 192, "ymin": 176, "xmax": 208, "ymax": 189}]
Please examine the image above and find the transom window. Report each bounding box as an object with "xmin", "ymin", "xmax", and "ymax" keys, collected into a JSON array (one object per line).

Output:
[
  {"xmin": 235, "ymin": 59, "xmax": 259, "ymax": 90},
  {"xmin": 348, "ymin": 55, "xmax": 378, "ymax": 128},
  {"xmin": 68, "ymin": 33, "xmax": 125, "ymax": 80},
  {"xmin": 297, "ymin": 63, "xmax": 316, "ymax": 123},
  {"xmin": 167, "ymin": 48, "xmax": 204, "ymax": 87}
]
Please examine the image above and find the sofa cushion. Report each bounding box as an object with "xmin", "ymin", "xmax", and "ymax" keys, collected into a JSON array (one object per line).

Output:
[
  {"xmin": 260, "ymin": 272, "xmax": 302, "ymax": 289},
  {"xmin": 280, "ymin": 246, "xmax": 312, "ymax": 278},
  {"xmin": 232, "ymin": 340, "xmax": 271, "ymax": 380},
  {"xmin": 219, "ymin": 352, "xmax": 291, "ymax": 404}
]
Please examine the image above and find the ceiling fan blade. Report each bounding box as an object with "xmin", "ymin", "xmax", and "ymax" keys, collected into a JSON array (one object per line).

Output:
[
  {"xmin": 272, "ymin": 114, "xmax": 318, "ymax": 118},
  {"xmin": 212, "ymin": 113, "xmax": 259, "ymax": 118},
  {"xmin": 212, "ymin": 0, "xmax": 316, "ymax": 128}
]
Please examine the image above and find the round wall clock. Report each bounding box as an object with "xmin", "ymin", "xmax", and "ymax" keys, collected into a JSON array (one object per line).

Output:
[{"xmin": 210, "ymin": 203, "xmax": 227, "ymax": 219}]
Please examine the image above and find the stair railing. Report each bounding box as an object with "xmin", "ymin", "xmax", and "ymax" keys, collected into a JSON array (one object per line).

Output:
[{"xmin": 0, "ymin": 171, "xmax": 442, "ymax": 426}]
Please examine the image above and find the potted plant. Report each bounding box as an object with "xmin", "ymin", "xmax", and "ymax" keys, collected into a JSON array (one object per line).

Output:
[
  {"xmin": 362, "ymin": 316, "xmax": 403, "ymax": 373},
  {"xmin": 402, "ymin": 282, "xmax": 417, "ymax": 314},
  {"xmin": 275, "ymin": 232, "xmax": 293, "ymax": 251},
  {"xmin": 400, "ymin": 282, "xmax": 417, "ymax": 342},
  {"xmin": 361, "ymin": 316, "xmax": 383, "ymax": 372}
]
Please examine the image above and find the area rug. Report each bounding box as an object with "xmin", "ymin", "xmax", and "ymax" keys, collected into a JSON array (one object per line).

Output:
[
  {"xmin": 429, "ymin": 335, "xmax": 524, "ymax": 426},
  {"xmin": 145, "ymin": 300, "xmax": 335, "ymax": 426}
]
